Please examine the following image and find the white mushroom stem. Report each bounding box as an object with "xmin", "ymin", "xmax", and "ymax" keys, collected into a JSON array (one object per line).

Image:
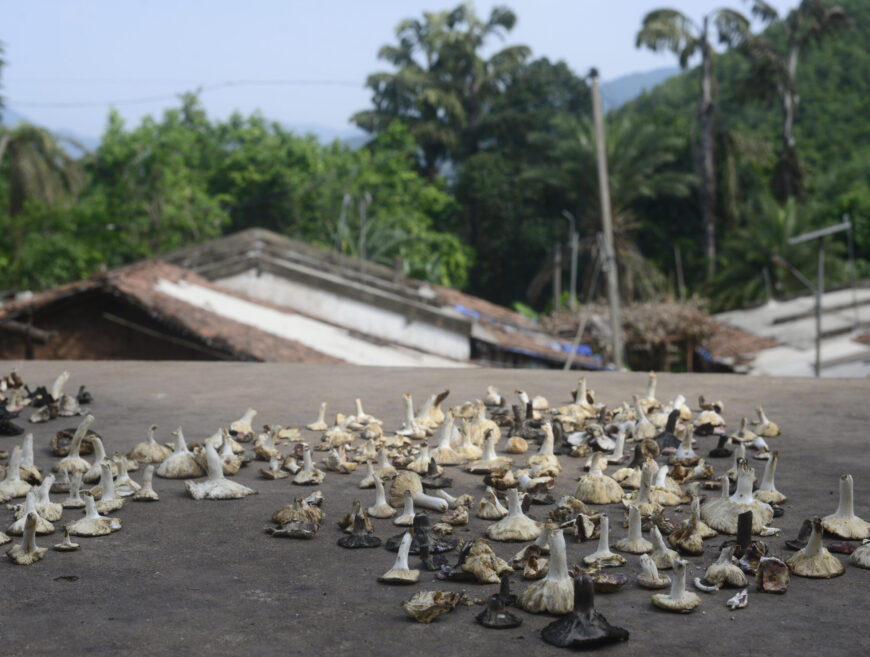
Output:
[
  {"xmin": 589, "ymin": 452, "xmax": 607, "ymax": 475},
  {"xmin": 627, "ymin": 505, "xmax": 644, "ymax": 542},
  {"xmin": 675, "ymin": 427, "xmax": 695, "ymax": 457},
  {"xmin": 481, "ymin": 433, "xmax": 498, "ymax": 462},
  {"xmin": 756, "ymin": 406, "xmax": 770, "ymax": 425},
  {"xmin": 100, "ymin": 463, "xmax": 117, "ymax": 500},
  {"xmin": 83, "ymin": 494, "xmax": 102, "ymax": 520},
  {"xmin": 578, "ymin": 378, "xmax": 588, "ymax": 402},
  {"xmin": 545, "ymin": 528, "xmax": 570, "ymax": 583},
  {"xmin": 401, "ymin": 393, "xmax": 417, "ymax": 430},
  {"xmin": 459, "ymin": 421, "xmax": 475, "ymax": 451},
  {"xmin": 719, "ymin": 474, "xmax": 730, "ymax": 499},
  {"xmin": 504, "ymin": 488, "xmax": 529, "ymax": 522},
  {"xmin": 172, "ymin": 427, "xmax": 188, "ymax": 454},
  {"xmin": 669, "ymin": 559, "xmax": 689, "ymax": 598},
  {"xmin": 205, "ymin": 444, "xmax": 225, "ymax": 481},
  {"xmin": 22, "ymin": 491, "xmax": 39, "ymax": 517},
  {"xmin": 435, "ymin": 411, "xmax": 455, "ymax": 451},
  {"xmin": 141, "ymin": 465, "xmax": 156, "ymax": 493},
  {"xmin": 147, "ymin": 425, "xmax": 158, "ymax": 445},
  {"xmin": 608, "ymin": 432, "xmax": 625, "ymax": 461},
  {"xmin": 373, "ymin": 475, "xmax": 389, "ymax": 507},
  {"xmin": 313, "ymin": 402, "xmax": 327, "ymax": 425},
  {"xmin": 66, "ymin": 473, "xmax": 83, "ymax": 503},
  {"xmin": 640, "ymin": 553, "xmax": 662, "ymax": 579},
  {"xmin": 537, "ymin": 424, "xmax": 555, "ymax": 457},
  {"xmin": 220, "ymin": 432, "xmax": 235, "ymax": 459},
  {"xmin": 595, "ymin": 514, "xmax": 613, "ymax": 553},
  {"xmin": 758, "ymin": 452, "xmax": 780, "ymax": 494},
  {"xmin": 651, "ymin": 526, "xmax": 669, "ymax": 553},
  {"xmin": 355, "ymin": 398, "xmax": 365, "ymax": 419},
  {"xmin": 51, "ymin": 370, "xmax": 70, "ymax": 401},
  {"xmin": 715, "ymin": 545, "xmax": 736, "ymax": 567},
  {"xmin": 412, "ymin": 491, "xmax": 448, "ymax": 512},
  {"xmin": 803, "ymin": 519, "xmax": 823, "ymax": 557},
  {"xmin": 730, "ymin": 464, "xmax": 756, "ymax": 505},
  {"xmin": 37, "ymin": 476, "xmax": 55, "ymax": 506},
  {"xmin": 4, "ymin": 446, "xmax": 23, "ymax": 484},
  {"xmin": 237, "ymin": 408, "xmax": 256, "ymax": 427},
  {"xmin": 302, "ymin": 449, "xmax": 315, "ymax": 473},
  {"xmin": 729, "ymin": 443, "xmax": 746, "ymax": 472},
  {"xmin": 400, "ymin": 490, "xmax": 416, "ymax": 517},
  {"xmin": 391, "ymin": 532, "xmax": 413, "ymax": 571},
  {"xmin": 646, "ymin": 373, "xmax": 657, "ymax": 400},
  {"xmin": 377, "ymin": 449, "xmax": 391, "ymax": 471},
  {"xmin": 634, "ymin": 395, "xmax": 650, "ymax": 423},
  {"xmin": 833, "ymin": 474, "xmax": 856, "ymax": 519},
  {"xmin": 636, "ymin": 463, "xmax": 655, "ymax": 505},
  {"xmin": 690, "ymin": 497, "xmax": 702, "ymax": 523},
  {"xmin": 92, "ymin": 437, "xmax": 108, "ymax": 464},
  {"xmin": 70, "ymin": 415, "xmax": 96, "ymax": 459},
  {"xmin": 654, "ymin": 465, "xmax": 670, "ymax": 488},
  {"xmin": 21, "ymin": 433, "xmax": 35, "ymax": 467},
  {"xmin": 434, "ymin": 489, "xmax": 457, "ymax": 507},
  {"xmin": 21, "ymin": 513, "xmax": 39, "ymax": 554}
]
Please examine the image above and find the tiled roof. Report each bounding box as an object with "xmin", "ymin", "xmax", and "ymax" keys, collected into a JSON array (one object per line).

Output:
[
  {"xmin": 0, "ymin": 261, "xmax": 343, "ymax": 364},
  {"xmin": 704, "ymin": 320, "xmax": 779, "ymax": 361}
]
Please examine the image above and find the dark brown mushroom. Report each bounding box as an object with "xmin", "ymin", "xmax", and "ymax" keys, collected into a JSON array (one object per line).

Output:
[
  {"xmin": 476, "ymin": 594, "xmax": 522, "ymax": 629},
  {"xmin": 337, "ymin": 513, "xmax": 381, "ymax": 549},
  {"xmin": 541, "ymin": 574, "xmax": 629, "ymax": 649}
]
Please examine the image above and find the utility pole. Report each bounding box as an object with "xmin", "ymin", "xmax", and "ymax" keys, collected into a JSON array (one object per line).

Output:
[
  {"xmin": 589, "ymin": 68, "xmax": 623, "ymax": 369},
  {"xmin": 553, "ymin": 243, "xmax": 562, "ymax": 314},
  {"xmin": 562, "ymin": 210, "xmax": 579, "ymax": 312},
  {"xmin": 359, "ymin": 192, "xmax": 372, "ymax": 280},
  {"xmin": 788, "ymin": 220, "xmax": 851, "ymax": 378}
]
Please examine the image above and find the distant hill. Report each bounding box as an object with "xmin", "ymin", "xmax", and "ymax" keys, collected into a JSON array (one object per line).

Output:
[
  {"xmin": 601, "ymin": 66, "xmax": 680, "ymax": 111},
  {"xmin": 1, "ymin": 107, "xmax": 370, "ymax": 153}
]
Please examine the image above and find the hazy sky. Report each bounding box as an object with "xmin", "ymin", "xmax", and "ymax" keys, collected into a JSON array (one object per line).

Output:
[{"xmin": 2, "ymin": 0, "xmax": 795, "ymax": 138}]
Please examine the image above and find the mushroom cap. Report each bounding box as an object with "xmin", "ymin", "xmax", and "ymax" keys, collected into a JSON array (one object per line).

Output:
[
  {"xmin": 378, "ymin": 567, "xmax": 420, "ymax": 584},
  {"xmin": 573, "ymin": 474, "xmax": 624, "ymax": 505},
  {"xmin": 388, "ymin": 471, "xmax": 422, "ymax": 507},
  {"xmin": 651, "ymin": 588, "xmax": 701, "ymax": 612},
  {"xmin": 540, "ymin": 575, "xmax": 629, "ymax": 648},
  {"xmin": 156, "ymin": 452, "xmax": 205, "ymax": 479},
  {"xmin": 705, "ymin": 559, "xmax": 748, "ymax": 588},
  {"xmin": 476, "ymin": 595, "xmax": 522, "ymax": 629},
  {"xmin": 185, "ymin": 478, "xmax": 257, "ymax": 500},
  {"xmin": 821, "ymin": 514, "xmax": 870, "ymax": 540},
  {"xmin": 849, "ymin": 543, "xmax": 870, "ymax": 569},
  {"xmin": 402, "ymin": 590, "xmax": 463, "ymax": 622},
  {"xmin": 786, "ymin": 546, "xmax": 845, "ymax": 578},
  {"xmin": 518, "ymin": 578, "xmax": 574, "ymax": 615},
  {"xmin": 614, "ymin": 535, "xmax": 653, "ymax": 555},
  {"xmin": 486, "ymin": 514, "xmax": 542, "ymax": 542},
  {"xmin": 461, "ymin": 539, "xmax": 512, "ymax": 583}
]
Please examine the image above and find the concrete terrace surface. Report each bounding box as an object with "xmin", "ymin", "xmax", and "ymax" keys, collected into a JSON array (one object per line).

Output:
[{"xmin": 1, "ymin": 362, "xmax": 869, "ymax": 657}]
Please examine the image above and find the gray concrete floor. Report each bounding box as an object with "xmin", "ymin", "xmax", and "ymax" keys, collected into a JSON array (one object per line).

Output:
[{"xmin": 2, "ymin": 361, "xmax": 869, "ymax": 657}]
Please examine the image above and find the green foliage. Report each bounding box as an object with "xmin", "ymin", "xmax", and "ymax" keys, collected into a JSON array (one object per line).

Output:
[
  {"xmin": 712, "ymin": 196, "xmax": 846, "ymax": 309},
  {"xmin": 623, "ymin": 0, "xmax": 870, "ymax": 307},
  {"xmin": 0, "ymin": 96, "xmax": 468, "ymax": 292},
  {"xmin": 353, "ymin": 2, "xmax": 530, "ymax": 179}
]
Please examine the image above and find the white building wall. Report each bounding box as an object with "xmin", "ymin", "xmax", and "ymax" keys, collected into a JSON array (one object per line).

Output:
[
  {"xmin": 154, "ymin": 278, "xmax": 470, "ymax": 367},
  {"xmin": 216, "ymin": 269, "xmax": 471, "ymax": 361}
]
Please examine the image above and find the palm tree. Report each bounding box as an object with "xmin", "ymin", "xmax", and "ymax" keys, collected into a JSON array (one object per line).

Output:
[
  {"xmin": 713, "ymin": 196, "xmax": 846, "ymax": 310},
  {"xmin": 738, "ymin": 0, "xmax": 851, "ymax": 202},
  {"xmin": 0, "ymin": 123, "xmax": 86, "ymax": 267},
  {"xmin": 540, "ymin": 113, "xmax": 696, "ymax": 301},
  {"xmin": 352, "ymin": 3, "xmax": 529, "ymax": 180},
  {"xmin": 636, "ymin": 7, "xmax": 751, "ymax": 280}
]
